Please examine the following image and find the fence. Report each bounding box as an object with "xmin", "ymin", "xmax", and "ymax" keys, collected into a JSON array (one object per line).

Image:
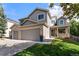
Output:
[{"xmin": 70, "ymin": 35, "xmax": 79, "ymax": 41}]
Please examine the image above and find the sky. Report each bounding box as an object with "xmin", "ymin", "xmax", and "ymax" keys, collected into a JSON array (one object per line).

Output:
[
  {"xmin": 49, "ymin": 3, "xmax": 63, "ymax": 18},
  {"xmin": 2, "ymin": 3, "xmax": 63, "ymax": 21}
]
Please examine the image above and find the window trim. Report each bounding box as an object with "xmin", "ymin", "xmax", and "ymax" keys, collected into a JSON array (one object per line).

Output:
[
  {"xmin": 59, "ymin": 19, "xmax": 64, "ymax": 25},
  {"xmin": 37, "ymin": 13, "xmax": 45, "ymax": 21}
]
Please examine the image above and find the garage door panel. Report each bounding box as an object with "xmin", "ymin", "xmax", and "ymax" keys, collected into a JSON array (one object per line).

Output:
[{"xmin": 21, "ymin": 29, "xmax": 40, "ymax": 41}]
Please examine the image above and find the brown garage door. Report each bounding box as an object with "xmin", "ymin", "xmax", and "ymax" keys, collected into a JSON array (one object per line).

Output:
[{"xmin": 21, "ymin": 28, "xmax": 40, "ymax": 41}]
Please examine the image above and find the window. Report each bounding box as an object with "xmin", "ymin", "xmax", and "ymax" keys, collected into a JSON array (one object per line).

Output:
[
  {"xmin": 58, "ymin": 28, "xmax": 65, "ymax": 33},
  {"xmin": 37, "ymin": 14, "xmax": 44, "ymax": 20},
  {"xmin": 60, "ymin": 20, "xmax": 64, "ymax": 25}
]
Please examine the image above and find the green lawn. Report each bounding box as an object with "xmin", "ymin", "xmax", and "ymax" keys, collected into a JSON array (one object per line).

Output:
[{"xmin": 15, "ymin": 38, "xmax": 79, "ymax": 56}]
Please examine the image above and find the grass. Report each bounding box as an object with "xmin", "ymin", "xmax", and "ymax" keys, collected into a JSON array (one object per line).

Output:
[{"xmin": 15, "ymin": 38, "xmax": 79, "ymax": 56}]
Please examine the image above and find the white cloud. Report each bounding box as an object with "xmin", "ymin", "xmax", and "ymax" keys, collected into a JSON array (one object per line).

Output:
[{"xmin": 49, "ymin": 4, "xmax": 63, "ymax": 18}]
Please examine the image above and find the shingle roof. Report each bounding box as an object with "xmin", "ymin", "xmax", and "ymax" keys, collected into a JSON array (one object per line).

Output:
[
  {"xmin": 19, "ymin": 8, "xmax": 51, "ymax": 24},
  {"xmin": 7, "ymin": 18, "xmax": 19, "ymax": 24}
]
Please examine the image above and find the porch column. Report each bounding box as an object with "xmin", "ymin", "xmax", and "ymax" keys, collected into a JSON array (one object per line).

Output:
[
  {"xmin": 68, "ymin": 27, "xmax": 70, "ymax": 37},
  {"xmin": 18, "ymin": 30, "xmax": 21, "ymax": 40},
  {"xmin": 65, "ymin": 27, "xmax": 70, "ymax": 37},
  {"xmin": 57, "ymin": 28, "xmax": 58, "ymax": 37},
  {"xmin": 65, "ymin": 28, "xmax": 67, "ymax": 36}
]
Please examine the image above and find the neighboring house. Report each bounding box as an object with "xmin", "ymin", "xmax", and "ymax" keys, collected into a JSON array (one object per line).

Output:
[
  {"xmin": 0, "ymin": 4, "xmax": 18, "ymax": 38},
  {"xmin": 11, "ymin": 8, "xmax": 70, "ymax": 42},
  {"xmin": 4, "ymin": 18, "xmax": 18, "ymax": 38}
]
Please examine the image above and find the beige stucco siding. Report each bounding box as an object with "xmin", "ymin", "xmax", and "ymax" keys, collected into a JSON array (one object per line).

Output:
[
  {"xmin": 21, "ymin": 28, "xmax": 40, "ymax": 41},
  {"xmin": 43, "ymin": 26, "xmax": 50, "ymax": 39},
  {"xmin": 4, "ymin": 21, "xmax": 15, "ymax": 38},
  {"xmin": 22, "ymin": 21, "xmax": 34, "ymax": 26},
  {"xmin": 47, "ymin": 14, "xmax": 51, "ymax": 27},
  {"xmin": 12, "ymin": 31, "xmax": 18, "ymax": 39},
  {"xmin": 29, "ymin": 10, "xmax": 47, "ymax": 23}
]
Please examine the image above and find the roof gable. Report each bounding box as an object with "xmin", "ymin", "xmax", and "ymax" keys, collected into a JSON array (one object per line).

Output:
[
  {"xmin": 27, "ymin": 8, "xmax": 49, "ymax": 18},
  {"xmin": 7, "ymin": 18, "xmax": 19, "ymax": 24},
  {"xmin": 57, "ymin": 16, "xmax": 67, "ymax": 20},
  {"xmin": 19, "ymin": 8, "xmax": 51, "ymax": 24},
  {"xmin": 21, "ymin": 19, "xmax": 38, "ymax": 25}
]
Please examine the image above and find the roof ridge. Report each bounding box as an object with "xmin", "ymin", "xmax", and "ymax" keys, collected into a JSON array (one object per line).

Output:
[{"xmin": 7, "ymin": 18, "xmax": 19, "ymax": 23}]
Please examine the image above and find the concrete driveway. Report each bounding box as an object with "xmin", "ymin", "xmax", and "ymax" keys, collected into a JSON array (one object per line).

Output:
[{"xmin": 0, "ymin": 39, "xmax": 35, "ymax": 56}]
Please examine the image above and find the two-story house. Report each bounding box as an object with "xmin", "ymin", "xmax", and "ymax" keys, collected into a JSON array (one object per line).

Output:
[
  {"xmin": 11, "ymin": 8, "xmax": 70, "ymax": 42},
  {"xmin": 4, "ymin": 18, "xmax": 18, "ymax": 38}
]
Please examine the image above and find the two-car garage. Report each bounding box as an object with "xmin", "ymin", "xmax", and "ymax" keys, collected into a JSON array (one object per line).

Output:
[
  {"xmin": 11, "ymin": 24, "xmax": 43, "ymax": 41},
  {"xmin": 21, "ymin": 28, "xmax": 40, "ymax": 41}
]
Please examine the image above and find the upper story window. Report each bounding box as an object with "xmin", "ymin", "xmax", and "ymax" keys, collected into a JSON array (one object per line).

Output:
[
  {"xmin": 37, "ymin": 13, "xmax": 45, "ymax": 21},
  {"xmin": 59, "ymin": 19, "xmax": 64, "ymax": 25}
]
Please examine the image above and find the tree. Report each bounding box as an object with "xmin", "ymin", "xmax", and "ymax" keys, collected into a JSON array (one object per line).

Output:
[
  {"xmin": 49, "ymin": 3, "xmax": 79, "ymax": 19},
  {"xmin": 50, "ymin": 3, "xmax": 79, "ymax": 36},
  {"xmin": 0, "ymin": 18, "xmax": 6, "ymax": 38},
  {"xmin": 0, "ymin": 4, "xmax": 6, "ymax": 38},
  {"xmin": 70, "ymin": 19, "xmax": 79, "ymax": 36}
]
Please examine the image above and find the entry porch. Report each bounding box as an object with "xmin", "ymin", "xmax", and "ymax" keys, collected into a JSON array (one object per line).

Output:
[{"xmin": 50, "ymin": 26, "xmax": 70, "ymax": 38}]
